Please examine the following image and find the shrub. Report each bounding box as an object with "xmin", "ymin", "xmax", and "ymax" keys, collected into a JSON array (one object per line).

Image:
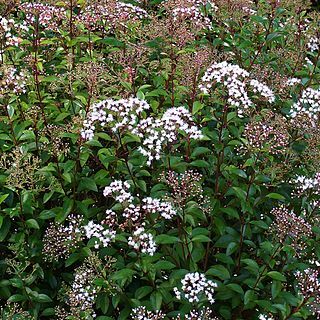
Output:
[{"xmin": 1, "ymin": 0, "xmax": 320, "ymax": 319}]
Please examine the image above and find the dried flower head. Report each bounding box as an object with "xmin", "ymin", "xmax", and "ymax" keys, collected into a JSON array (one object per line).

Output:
[
  {"xmin": 0, "ymin": 147, "xmax": 46, "ymax": 191},
  {"xmin": 162, "ymin": 0, "xmax": 214, "ymax": 31}
]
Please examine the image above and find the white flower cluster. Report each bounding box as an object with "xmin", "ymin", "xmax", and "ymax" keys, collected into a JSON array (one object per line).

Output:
[
  {"xmin": 128, "ymin": 226, "xmax": 157, "ymax": 256},
  {"xmin": 70, "ymin": 267, "xmax": 97, "ymax": 315},
  {"xmin": 123, "ymin": 204, "xmax": 142, "ymax": 222},
  {"xmin": 83, "ymin": 221, "xmax": 116, "ymax": 249},
  {"xmin": 171, "ymin": 5, "xmax": 213, "ymax": 30},
  {"xmin": 76, "ymin": 2, "xmax": 147, "ymax": 30},
  {"xmin": 81, "ymin": 97, "xmax": 151, "ymax": 140},
  {"xmin": 292, "ymin": 172, "xmax": 320, "ymax": 196},
  {"xmin": 289, "ymin": 87, "xmax": 320, "ymax": 122},
  {"xmin": 286, "ymin": 78, "xmax": 301, "ymax": 86},
  {"xmin": 101, "ymin": 179, "xmax": 178, "ymax": 255},
  {"xmin": 103, "ymin": 180, "xmax": 133, "ymax": 203},
  {"xmin": 258, "ymin": 314, "xmax": 274, "ymax": 320},
  {"xmin": 199, "ymin": 61, "xmax": 275, "ymax": 117},
  {"xmin": 20, "ymin": 2, "xmax": 66, "ymax": 31},
  {"xmin": 82, "ymin": 96, "xmax": 202, "ymax": 165},
  {"xmin": 115, "ymin": 2, "xmax": 148, "ymax": 21},
  {"xmin": 133, "ymin": 106, "xmax": 203, "ymax": 165},
  {"xmin": 0, "ymin": 17, "xmax": 27, "ymax": 48},
  {"xmin": 131, "ymin": 306, "xmax": 166, "ymax": 320},
  {"xmin": 0, "ymin": 67, "xmax": 27, "ymax": 96},
  {"xmin": 174, "ymin": 272, "xmax": 217, "ymax": 304},
  {"xmin": 307, "ymin": 36, "xmax": 320, "ymax": 52},
  {"xmin": 142, "ymin": 197, "xmax": 177, "ymax": 219},
  {"xmin": 249, "ymin": 79, "xmax": 275, "ymax": 103}
]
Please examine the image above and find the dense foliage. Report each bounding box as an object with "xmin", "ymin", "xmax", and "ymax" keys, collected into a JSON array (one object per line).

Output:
[{"xmin": 1, "ymin": 0, "xmax": 320, "ymax": 319}]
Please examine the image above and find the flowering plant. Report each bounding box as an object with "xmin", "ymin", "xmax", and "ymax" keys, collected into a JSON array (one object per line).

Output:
[{"xmin": 1, "ymin": 0, "xmax": 320, "ymax": 319}]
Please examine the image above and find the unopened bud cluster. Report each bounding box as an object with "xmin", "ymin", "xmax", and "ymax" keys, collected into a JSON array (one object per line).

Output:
[
  {"xmin": 175, "ymin": 307, "xmax": 217, "ymax": 319},
  {"xmin": 242, "ymin": 113, "xmax": 289, "ymax": 155},
  {"xmin": 68, "ymin": 262, "xmax": 98, "ymax": 318},
  {"xmin": 270, "ymin": 206, "xmax": 312, "ymax": 256},
  {"xmin": 42, "ymin": 214, "xmax": 83, "ymax": 262},
  {"xmin": 160, "ymin": 170, "xmax": 205, "ymax": 208},
  {"xmin": 296, "ymin": 268, "xmax": 320, "ymax": 319}
]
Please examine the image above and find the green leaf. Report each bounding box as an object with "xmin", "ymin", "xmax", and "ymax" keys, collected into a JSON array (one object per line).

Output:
[
  {"xmin": 226, "ymin": 283, "xmax": 244, "ymax": 295},
  {"xmin": 41, "ymin": 308, "xmax": 55, "ymax": 316},
  {"xmin": 244, "ymin": 290, "xmax": 255, "ymax": 305},
  {"xmin": 220, "ymin": 207, "xmax": 239, "ymax": 219},
  {"xmin": 206, "ymin": 265, "xmax": 230, "ymax": 280},
  {"xmin": 190, "ymin": 160, "xmax": 210, "ymax": 168},
  {"xmin": 266, "ymin": 193, "xmax": 285, "ymax": 200},
  {"xmin": 78, "ymin": 177, "xmax": 98, "ymax": 192},
  {"xmin": 191, "ymin": 147, "xmax": 211, "ymax": 158},
  {"xmin": 150, "ymin": 291, "xmax": 162, "ymax": 310},
  {"xmin": 65, "ymin": 253, "xmax": 81, "ymax": 267},
  {"xmin": 154, "ymin": 260, "xmax": 176, "ymax": 270},
  {"xmin": 135, "ymin": 286, "xmax": 153, "ymax": 299},
  {"xmin": 271, "ymin": 280, "xmax": 282, "ymax": 298},
  {"xmin": 33, "ymin": 294, "xmax": 52, "ymax": 303},
  {"xmin": 266, "ymin": 271, "xmax": 286, "ymax": 282},
  {"xmin": 192, "ymin": 234, "xmax": 211, "ymax": 242},
  {"xmin": 26, "ymin": 219, "xmax": 40, "ymax": 229},
  {"xmin": 192, "ymin": 101, "xmax": 204, "ymax": 115},
  {"xmin": 39, "ymin": 210, "xmax": 56, "ymax": 220},
  {"xmin": 0, "ymin": 194, "xmax": 9, "ymax": 204},
  {"xmin": 111, "ymin": 269, "xmax": 136, "ymax": 283},
  {"xmin": 155, "ymin": 235, "xmax": 180, "ymax": 244},
  {"xmin": 0, "ymin": 219, "xmax": 11, "ymax": 241},
  {"xmin": 231, "ymin": 187, "xmax": 247, "ymax": 201},
  {"xmin": 8, "ymin": 294, "xmax": 26, "ymax": 302}
]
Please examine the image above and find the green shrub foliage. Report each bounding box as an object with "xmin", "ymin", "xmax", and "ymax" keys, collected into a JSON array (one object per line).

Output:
[{"xmin": 1, "ymin": 0, "xmax": 320, "ymax": 319}]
